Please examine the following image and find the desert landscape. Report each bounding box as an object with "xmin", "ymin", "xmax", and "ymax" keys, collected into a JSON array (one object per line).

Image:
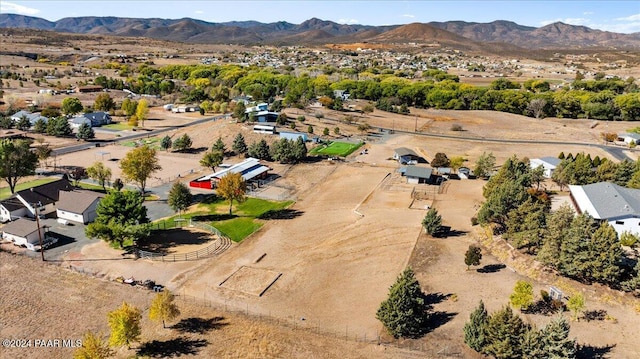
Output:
[{"xmin": 2, "ymin": 5, "xmax": 640, "ymax": 359}]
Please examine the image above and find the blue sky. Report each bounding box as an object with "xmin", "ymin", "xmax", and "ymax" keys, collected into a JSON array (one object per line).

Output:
[{"xmin": 2, "ymin": 1, "xmax": 639, "ymax": 33}]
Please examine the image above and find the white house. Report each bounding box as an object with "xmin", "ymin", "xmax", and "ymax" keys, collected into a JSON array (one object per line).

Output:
[
  {"xmin": 56, "ymin": 190, "xmax": 103, "ymax": 224},
  {"xmin": 1, "ymin": 218, "xmax": 46, "ymax": 250},
  {"xmin": 0, "ymin": 198, "xmax": 27, "ymax": 223},
  {"xmin": 569, "ymin": 182, "xmax": 640, "ymax": 237},
  {"xmin": 617, "ymin": 133, "xmax": 640, "ymax": 145},
  {"xmin": 393, "ymin": 147, "xmax": 422, "ymax": 165},
  {"xmin": 530, "ymin": 157, "xmax": 562, "ymax": 178},
  {"xmin": 14, "ymin": 177, "xmax": 73, "ymax": 218},
  {"xmin": 10, "ymin": 110, "xmax": 48, "ymax": 127}
]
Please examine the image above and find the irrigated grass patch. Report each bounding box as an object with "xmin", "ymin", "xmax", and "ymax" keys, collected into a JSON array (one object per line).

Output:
[
  {"xmin": 309, "ymin": 141, "xmax": 363, "ymax": 157},
  {"xmin": 122, "ymin": 136, "xmax": 161, "ymax": 149},
  {"xmin": 153, "ymin": 196, "xmax": 294, "ymax": 243},
  {"xmin": 103, "ymin": 122, "xmax": 134, "ymax": 131}
]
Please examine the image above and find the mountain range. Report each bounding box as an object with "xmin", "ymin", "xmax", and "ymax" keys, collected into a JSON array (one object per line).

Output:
[{"xmin": 1, "ymin": 14, "xmax": 639, "ymax": 50}]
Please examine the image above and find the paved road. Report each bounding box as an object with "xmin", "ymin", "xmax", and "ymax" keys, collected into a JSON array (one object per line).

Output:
[
  {"xmin": 52, "ymin": 114, "xmax": 228, "ymax": 156},
  {"xmin": 381, "ymin": 128, "xmax": 635, "ymax": 161}
]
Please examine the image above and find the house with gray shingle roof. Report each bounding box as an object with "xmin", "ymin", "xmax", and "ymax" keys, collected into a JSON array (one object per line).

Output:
[
  {"xmin": 393, "ymin": 147, "xmax": 423, "ymax": 165},
  {"xmin": 1, "ymin": 218, "xmax": 47, "ymax": 250},
  {"xmin": 569, "ymin": 182, "xmax": 640, "ymax": 237},
  {"xmin": 56, "ymin": 190, "xmax": 103, "ymax": 224}
]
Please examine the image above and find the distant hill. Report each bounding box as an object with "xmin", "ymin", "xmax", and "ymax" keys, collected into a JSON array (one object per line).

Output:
[{"xmin": 1, "ymin": 13, "xmax": 639, "ymax": 50}]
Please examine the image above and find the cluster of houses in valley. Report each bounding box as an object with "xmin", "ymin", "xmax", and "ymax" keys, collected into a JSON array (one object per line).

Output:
[
  {"xmin": 0, "ymin": 176, "xmax": 103, "ymax": 251},
  {"xmin": 10, "ymin": 110, "xmax": 112, "ymax": 130}
]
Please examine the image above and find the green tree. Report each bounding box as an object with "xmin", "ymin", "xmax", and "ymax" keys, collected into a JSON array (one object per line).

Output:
[
  {"xmin": 149, "ymin": 290, "xmax": 180, "ymax": 328},
  {"xmin": 589, "ymin": 222, "xmax": 622, "ymax": 285},
  {"xmin": 73, "ymin": 331, "xmax": 113, "ymax": 359},
  {"xmin": 510, "ymin": 280, "xmax": 534, "ymax": 311},
  {"xmin": 34, "ymin": 143, "xmax": 52, "ymax": 168},
  {"xmin": 212, "ymin": 136, "xmax": 227, "ymax": 154},
  {"xmin": 376, "ymin": 267, "xmax": 429, "ymax": 338},
  {"xmin": 0, "ymin": 116, "xmax": 12, "ymax": 129},
  {"xmin": 119, "ymin": 145, "xmax": 161, "ymax": 194},
  {"xmin": 47, "ymin": 116, "xmax": 73, "ymax": 137},
  {"xmin": 160, "ymin": 135, "xmax": 172, "ymax": 152},
  {"xmin": 566, "ymin": 293, "xmax": 585, "ymax": 321},
  {"xmin": 172, "ymin": 134, "xmax": 193, "ymax": 152},
  {"xmin": 85, "ymin": 190, "xmax": 149, "ymax": 248},
  {"xmin": 449, "ymin": 156, "xmax": 465, "ymax": 172},
  {"xmin": 334, "ymin": 127, "xmax": 340, "ymax": 135},
  {"xmin": 168, "ymin": 182, "xmax": 192, "ymax": 217},
  {"xmin": 505, "ymin": 198, "xmax": 548, "ymax": 253},
  {"xmin": 76, "ymin": 122, "xmax": 95, "ymax": 140},
  {"xmin": 135, "ymin": 99, "xmax": 149, "ymax": 127},
  {"xmin": 0, "ymin": 139, "xmax": 38, "ymax": 194},
  {"xmin": 94, "ymin": 93, "xmax": 115, "ymax": 112},
  {"xmin": 464, "ymin": 245, "xmax": 482, "ymax": 270},
  {"xmin": 62, "ymin": 97, "xmax": 83, "ymax": 115},
  {"xmin": 217, "ymin": 172, "xmax": 247, "ymax": 215},
  {"xmin": 422, "ymin": 208, "xmax": 442, "ymax": 235},
  {"xmin": 247, "ymin": 139, "xmax": 271, "ymax": 160},
  {"xmin": 86, "ymin": 161, "xmax": 112, "ymax": 191},
  {"xmin": 538, "ymin": 203, "xmax": 574, "ymax": 269},
  {"xmin": 431, "ymin": 152, "xmax": 450, "ymax": 168},
  {"xmin": 473, "ymin": 152, "xmax": 495, "ymax": 178},
  {"xmin": 33, "ymin": 118, "xmax": 47, "ymax": 133},
  {"xmin": 307, "ymin": 124, "xmax": 314, "ymax": 134},
  {"xmin": 16, "ymin": 116, "xmax": 31, "ymax": 131},
  {"xmin": 559, "ymin": 213, "xmax": 598, "ymax": 282},
  {"xmin": 200, "ymin": 150, "xmax": 224, "ymax": 171},
  {"xmin": 521, "ymin": 327, "xmax": 546, "ymax": 359},
  {"xmin": 107, "ymin": 302, "xmax": 141, "ymax": 348},
  {"xmin": 620, "ymin": 231, "xmax": 639, "ymax": 248},
  {"xmin": 541, "ymin": 315, "xmax": 576, "ymax": 358},
  {"xmin": 232, "ymin": 133, "xmax": 248, "ymax": 155},
  {"xmin": 121, "ymin": 98, "xmax": 138, "ymax": 117},
  {"xmin": 113, "ymin": 178, "xmax": 124, "ymax": 191},
  {"xmin": 233, "ymin": 101, "xmax": 246, "ymax": 121},
  {"xmin": 463, "ymin": 300, "xmax": 488, "ymax": 352},
  {"xmin": 484, "ymin": 306, "xmax": 528, "ymax": 359},
  {"xmin": 323, "ymin": 127, "xmax": 330, "ymax": 136}
]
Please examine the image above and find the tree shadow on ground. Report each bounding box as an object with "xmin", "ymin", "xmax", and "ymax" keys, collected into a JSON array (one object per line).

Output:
[
  {"xmin": 137, "ymin": 229, "xmax": 214, "ymax": 253},
  {"xmin": 424, "ymin": 292, "xmax": 451, "ymax": 305},
  {"xmin": 435, "ymin": 229, "xmax": 467, "ymax": 238},
  {"xmin": 576, "ymin": 343, "xmax": 616, "ymax": 359},
  {"xmin": 137, "ymin": 337, "xmax": 208, "ymax": 357},
  {"xmin": 174, "ymin": 146, "xmax": 208, "ymax": 154},
  {"xmin": 476, "ymin": 264, "xmax": 507, "ymax": 273},
  {"xmin": 424, "ymin": 311, "xmax": 457, "ymax": 334},
  {"xmin": 201, "ymin": 195, "xmax": 223, "ymax": 205},
  {"xmin": 191, "ymin": 213, "xmax": 236, "ymax": 222},
  {"xmin": 172, "ymin": 317, "xmax": 227, "ymax": 334},
  {"xmin": 258, "ymin": 209, "xmax": 304, "ymax": 220}
]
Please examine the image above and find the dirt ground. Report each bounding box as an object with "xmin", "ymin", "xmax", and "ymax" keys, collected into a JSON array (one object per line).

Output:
[
  {"xmin": 0, "ymin": 251, "xmax": 420, "ymax": 359},
  {"xmin": 4, "ymin": 101, "xmax": 640, "ymax": 357}
]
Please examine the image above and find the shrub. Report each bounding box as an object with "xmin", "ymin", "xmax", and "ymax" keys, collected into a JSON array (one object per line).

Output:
[{"xmin": 451, "ymin": 124, "xmax": 463, "ymax": 131}]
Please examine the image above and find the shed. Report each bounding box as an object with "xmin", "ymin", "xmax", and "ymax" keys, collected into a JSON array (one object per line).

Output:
[
  {"xmin": 1, "ymin": 218, "xmax": 46, "ymax": 250},
  {"xmin": 530, "ymin": 157, "xmax": 562, "ymax": 178},
  {"xmin": 56, "ymin": 190, "xmax": 103, "ymax": 224},
  {"xmin": 403, "ymin": 166, "xmax": 433, "ymax": 184}
]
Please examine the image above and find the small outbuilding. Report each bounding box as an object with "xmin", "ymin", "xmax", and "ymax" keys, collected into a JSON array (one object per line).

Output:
[
  {"xmin": 393, "ymin": 147, "xmax": 423, "ymax": 165},
  {"xmin": 402, "ymin": 166, "xmax": 433, "ymax": 184},
  {"xmin": 530, "ymin": 157, "xmax": 562, "ymax": 178},
  {"xmin": 1, "ymin": 218, "xmax": 47, "ymax": 250},
  {"xmin": 56, "ymin": 190, "xmax": 104, "ymax": 224}
]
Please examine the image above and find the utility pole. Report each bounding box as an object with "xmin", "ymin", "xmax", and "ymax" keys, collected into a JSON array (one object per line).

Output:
[{"xmin": 34, "ymin": 204, "xmax": 45, "ymax": 261}]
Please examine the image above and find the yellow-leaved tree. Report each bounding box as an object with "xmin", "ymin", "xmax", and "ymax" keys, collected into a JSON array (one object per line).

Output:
[
  {"xmin": 120, "ymin": 145, "xmax": 161, "ymax": 194},
  {"xmin": 217, "ymin": 172, "xmax": 247, "ymax": 215},
  {"xmin": 108, "ymin": 302, "xmax": 141, "ymax": 349},
  {"xmin": 149, "ymin": 289, "xmax": 180, "ymax": 328},
  {"xmin": 73, "ymin": 331, "xmax": 113, "ymax": 359}
]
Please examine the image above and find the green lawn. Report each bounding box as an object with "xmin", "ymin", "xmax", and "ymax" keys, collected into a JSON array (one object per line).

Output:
[
  {"xmin": 122, "ymin": 137, "xmax": 161, "ymax": 149},
  {"xmin": 76, "ymin": 182, "xmax": 109, "ymax": 192},
  {"xmin": 214, "ymin": 217, "xmax": 263, "ymax": 243},
  {"xmin": 0, "ymin": 177, "xmax": 60, "ymax": 199},
  {"xmin": 309, "ymin": 141, "xmax": 363, "ymax": 157},
  {"xmin": 152, "ymin": 196, "xmax": 294, "ymax": 243},
  {"xmin": 103, "ymin": 123, "xmax": 134, "ymax": 131}
]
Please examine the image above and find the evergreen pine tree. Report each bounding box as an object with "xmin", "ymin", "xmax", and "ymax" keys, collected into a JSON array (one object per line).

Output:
[
  {"xmin": 559, "ymin": 213, "xmax": 598, "ymax": 282},
  {"xmin": 521, "ymin": 327, "xmax": 546, "ymax": 359},
  {"xmin": 589, "ymin": 223, "xmax": 622, "ymax": 285},
  {"xmin": 76, "ymin": 122, "xmax": 95, "ymax": 140},
  {"xmin": 463, "ymin": 300, "xmax": 488, "ymax": 352},
  {"xmin": 538, "ymin": 203, "xmax": 574, "ymax": 269},
  {"xmin": 541, "ymin": 315, "xmax": 576, "ymax": 359},
  {"xmin": 376, "ymin": 267, "xmax": 430, "ymax": 338},
  {"xmin": 232, "ymin": 133, "xmax": 248, "ymax": 155},
  {"xmin": 160, "ymin": 135, "xmax": 172, "ymax": 151},
  {"xmin": 212, "ymin": 137, "xmax": 226, "ymax": 154},
  {"xmin": 484, "ymin": 306, "xmax": 528, "ymax": 359}
]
